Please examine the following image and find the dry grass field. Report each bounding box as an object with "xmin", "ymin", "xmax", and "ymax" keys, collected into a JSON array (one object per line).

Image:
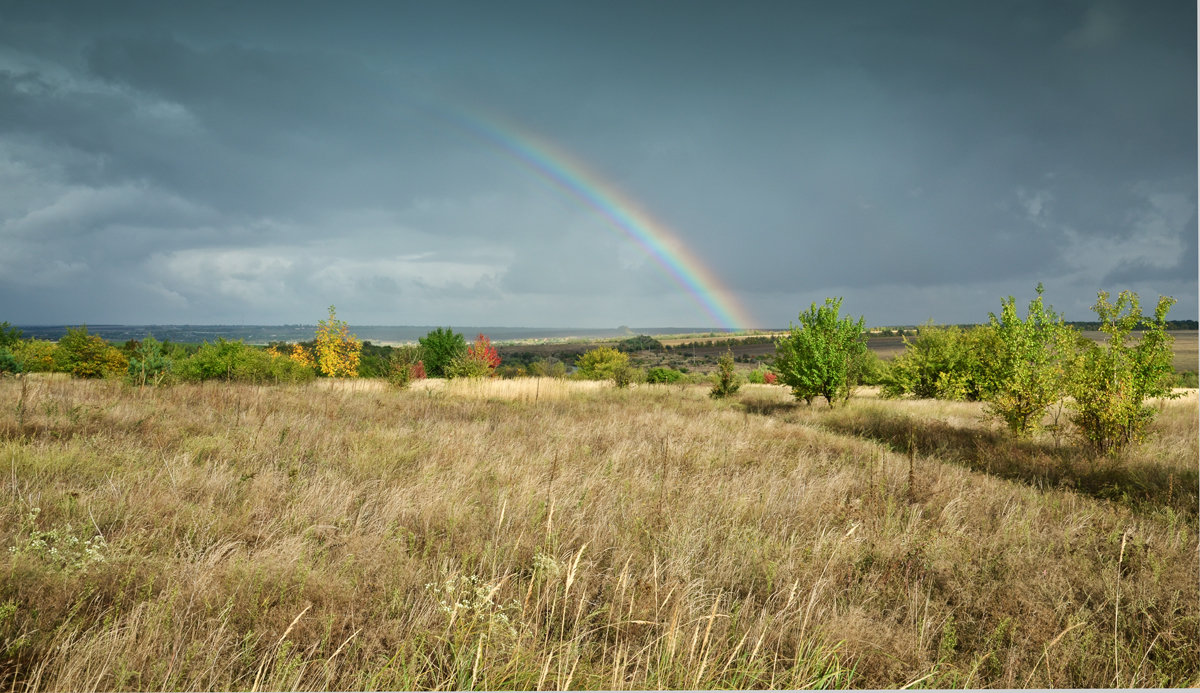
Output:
[{"xmin": 0, "ymin": 375, "xmax": 1196, "ymax": 690}]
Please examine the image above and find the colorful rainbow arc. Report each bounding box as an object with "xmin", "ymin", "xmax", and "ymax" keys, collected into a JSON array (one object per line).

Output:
[{"xmin": 431, "ymin": 107, "xmax": 757, "ymax": 331}]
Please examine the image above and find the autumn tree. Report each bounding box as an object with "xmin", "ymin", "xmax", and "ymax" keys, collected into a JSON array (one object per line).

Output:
[{"xmin": 314, "ymin": 306, "xmax": 362, "ymax": 377}]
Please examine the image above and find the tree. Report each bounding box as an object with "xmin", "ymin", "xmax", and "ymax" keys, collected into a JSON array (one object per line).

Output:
[
  {"xmin": 0, "ymin": 322, "xmax": 22, "ymax": 349},
  {"xmin": 1068, "ymin": 291, "xmax": 1178, "ymax": 454},
  {"xmin": 467, "ymin": 334, "xmax": 501, "ymax": 372},
  {"xmin": 56, "ymin": 326, "xmax": 127, "ymax": 379},
  {"xmin": 574, "ymin": 346, "xmax": 630, "ymax": 381},
  {"xmin": 772, "ymin": 298, "xmax": 867, "ymax": 406},
  {"xmin": 983, "ymin": 284, "xmax": 1075, "ymax": 436},
  {"xmin": 127, "ymin": 335, "xmax": 172, "ymax": 386},
  {"xmin": 314, "ymin": 306, "xmax": 362, "ymax": 377},
  {"xmin": 419, "ymin": 327, "xmax": 467, "ymax": 378},
  {"xmin": 710, "ymin": 349, "xmax": 740, "ymax": 398}
]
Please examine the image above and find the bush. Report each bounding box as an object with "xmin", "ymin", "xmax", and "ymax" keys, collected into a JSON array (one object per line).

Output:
[
  {"xmin": 1174, "ymin": 371, "xmax": 1198, "ymax": 388},
  {"xmin": 315, "ymin": 306, "xmax": 362, "ymax": 377},
  {"xmin": 386, "ymin": 346, "xmax": 425, "ymax": 389},
  {"xmin": 528, "ymin": 358, "xmax": 567, "ymax": 379},
  {"xmin": 616, "ymin": 335, "xmax": 663, "ymax": 352},
  {"xmin": 176, "ymin": 339, "xmax": 314, "ymax": 384},
  {"xmin": 445, "ymin": 352, "xmax": 494, "ymax": 379},
  {"xmin": 419, "ymin": 328, "xmax": 467, "ymax": 378},
  {"xmin": 574, "ymin": 346, "xmax": 630, "ymax": 381},
  {"xmin": 466, "ymin": 334, "xmax": 501, "ymax": 373},
  {"xmin": 710, "ymin": 350, "xmax": 740, "ymax": 399},
  {"xmin": 881, "ymin": 325, "xmax": 996, "ymax": 400},
  {"xmin": 11, "ymin": 339, "xmax": 58, "ymax": 373},
  {"xmin": 772, "ymin": 297, "xmax": 867, "ymax": 406},
  {"xmin": 127, "ymin": 335, "xmax": 172, "ymax": 386},
  {"xmin": 56, "ymin": 327, "xmax": 127, "ymax": 379},
  {"xmin": 983, "ymin": 285, "xmax": 1075, "ymax": 436},
  {"xmin": 1068, "ymin": 291, "xmax": 1179, "ymax": 454},
  {"xmin": 646, "ymin": 366, "xmax": 685, "ymax": 384}
]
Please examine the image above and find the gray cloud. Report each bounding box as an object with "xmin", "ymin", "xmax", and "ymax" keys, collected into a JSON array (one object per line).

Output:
[{"xmin": 0, "ymin": 0, "xmax": 1193, "ymax": 327}]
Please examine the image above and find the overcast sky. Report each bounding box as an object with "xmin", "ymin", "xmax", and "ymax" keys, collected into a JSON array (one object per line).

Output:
[{"xmin": 0, "ymin": 1, "xmax": 1195, "ymax": 328}]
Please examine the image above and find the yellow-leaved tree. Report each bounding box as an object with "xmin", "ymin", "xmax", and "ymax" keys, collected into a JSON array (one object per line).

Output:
[{"xmin": 314, "ymin": 305, "xmax": 362, "ymax": 377}]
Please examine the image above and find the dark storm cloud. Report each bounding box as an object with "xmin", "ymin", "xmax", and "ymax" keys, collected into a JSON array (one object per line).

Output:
[{"xmin": 0, "ymin": 0, "xmax": 1193, "ymax": 326}]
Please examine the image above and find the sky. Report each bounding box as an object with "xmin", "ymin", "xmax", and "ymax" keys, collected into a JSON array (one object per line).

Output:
[{"xmin": 0, "ymin": 1, "xmax": 1195, "ymax": 329}]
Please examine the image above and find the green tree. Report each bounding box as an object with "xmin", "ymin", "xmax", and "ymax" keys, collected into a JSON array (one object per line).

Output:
[
  {"xmin": 0, "ymin": 322, "xmax": 22, "ymax": 349},
  {"xmin": 127, "ymin": 334, "xmax": 172, "ymax": 386},
  {"xmin": 646, "ymin": 366, "xmax": 684, "ymax": 384},
  {"xmin": 983, "ymin": 284, "xmax": 1075, "ymax": 436},
  {"xmin": 1068, "ymin": 291, "xmax": 1179, "ymax": 454},
  {"xmin": 772, "ymin": 298, "xmax": 867, "ymax": 406},
  {"xmin": 419, "ymin": 327, "xmax": 467, "ymax": 378},
  {"xmin": 710, "ymin": 349, "xmax": 740, "ymax": 398},
  {"xmin": 574, "ymin": 346, "xmax": 629, "ymax": 381}
]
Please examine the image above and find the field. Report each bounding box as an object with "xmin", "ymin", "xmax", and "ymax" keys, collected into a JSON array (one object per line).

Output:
[{"xmin": 0, "ymin": 376, "xmax": 1197, "ymax": 689}]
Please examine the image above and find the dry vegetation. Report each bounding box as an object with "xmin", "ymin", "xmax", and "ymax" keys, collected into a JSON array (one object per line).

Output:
[{"xmin": 0, "ymin": 375, "xmax": 1196, "ymax": 690}]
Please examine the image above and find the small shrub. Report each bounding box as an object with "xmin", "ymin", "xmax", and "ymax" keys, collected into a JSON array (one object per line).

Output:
[
  {"xmin": 646, "ymin": 366, "xmax": 685, "ymax": 384},
  {"xmin": 881, "ymin": 325, "xmax": 997, "ymax": 400},
  {"xmin": 445, "ymin": 352, "xmax": 494, "ymax": 379},
  {"xmin": 387, "ymin": 346, "xmax": 425, "ymax": 389},
  {"xmin": 11, "ymin": 339, "xmax": 57, "ymax": 372},
  {"xmin": 528, "ymin": 358, "xmax": 567, "ymax": 379},
  {"xmin": 710, "ymin": 350, "xmax": 740, "ymax": 398}
]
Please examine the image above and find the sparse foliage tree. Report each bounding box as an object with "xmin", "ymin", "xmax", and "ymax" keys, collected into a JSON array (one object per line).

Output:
[
  {"xmin": 772, "ymin": 298, "xmax": 867, "ymax": 406},
  {"xmin": 314, "ymin": 306, "xmax": 362, "ymax": 377},
  {"xmin": 1068, "ymin": 290, "xmax": 1179, "ymax": 454}
]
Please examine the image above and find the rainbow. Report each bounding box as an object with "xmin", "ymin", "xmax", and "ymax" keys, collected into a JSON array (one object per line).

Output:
[{"xmin": 431, "ymin": 107, "xmax": 757, "ymax": 331}]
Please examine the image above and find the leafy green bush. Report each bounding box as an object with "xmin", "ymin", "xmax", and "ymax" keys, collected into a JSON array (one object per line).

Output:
[
  {"xmin": 1174, "ymin": 371, "xmax": 1198, "ymax": 388},
  {"xmin": 574, "ymin": 346, "xmax": 630, "ymax": 381},
  {"xmin": 419, "ymin": 328, "xmax": 467, "ymax": 378},
  {"xmin": 710, "ymin": 350, "xmax": 740, "ymax": 399},
  {"xmin": 984, "ymin": 285, "xmax": 1075, "ymax": 436},
  {"xmin": 1068, "ymin": 291, "xmax": 1179, "ymax": 454},
  {"xmin": 176, "ymin": 339, "xmax": 314, "ymax": 384},
  {"xmin": 881, "ymin": 325, "xmax": 996, "ymax": 400},
  {"xmin": 773, "ymin": 297, "xmax": 867, "ymax": 406},
  {"xmin": 56, "ymin": 327, "xmax": 128, "ymax": 379},
  {"xmin": 646, "ymin": 366, "xmax": 684, "ymax": 384}
]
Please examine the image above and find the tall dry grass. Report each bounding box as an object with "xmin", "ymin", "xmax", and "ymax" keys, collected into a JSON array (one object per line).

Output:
[{"xmin": 0, "ymin": 374, "xmax": 1196, "ymax": 690}]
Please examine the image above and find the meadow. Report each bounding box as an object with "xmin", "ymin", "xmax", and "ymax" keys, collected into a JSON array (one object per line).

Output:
[{"xmin": 0, "ymin": 375, "xmax": 1196, "ymax": 689}]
